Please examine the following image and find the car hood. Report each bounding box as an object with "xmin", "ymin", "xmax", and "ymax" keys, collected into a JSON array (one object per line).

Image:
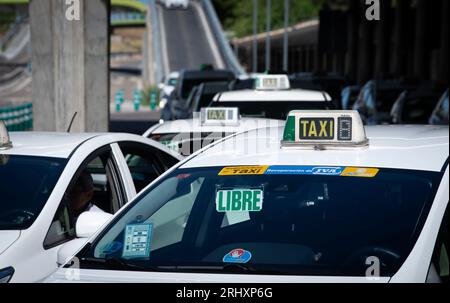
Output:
[{"xmin": 0, "ymin": 230, "xmax": 20, "ymax": 255}]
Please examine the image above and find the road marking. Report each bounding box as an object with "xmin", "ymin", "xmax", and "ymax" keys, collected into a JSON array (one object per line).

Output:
[{"xmin": 191, "ymin": 1, "xmax": 225, "ymax": 69}]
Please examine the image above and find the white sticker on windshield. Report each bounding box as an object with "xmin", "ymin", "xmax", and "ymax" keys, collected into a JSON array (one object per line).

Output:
[{"xmin": 122, "ymin": 224, "xmax": 153, "ymax": 258}]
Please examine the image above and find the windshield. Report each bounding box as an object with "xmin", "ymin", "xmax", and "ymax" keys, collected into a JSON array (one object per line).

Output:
[
  {"xmin": 167, "ymin": 78, "xmax": 178, "ymax": 86},
  {"xmin": 82, "ymin": 166, "xmax": 442, "ymax": 277},
  {"xmin": 150, "ymin": 132, "xmax": 233, "ymax": 156},
  {"xmin": 211, "ymin": 101, "xmax": 333, "ymax": 120},
  {"xmin": 181, "ymin": 78, "xmax": 231, "ymax": 99},
  {"xmin": 0, "ymin": 155, "xmax": 67, "ymax": 230}
]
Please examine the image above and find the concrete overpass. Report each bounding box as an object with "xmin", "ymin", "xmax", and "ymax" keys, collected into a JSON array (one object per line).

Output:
[{"xmin": 0, "ymin": 0, "xmax": 244, "ymax": 132}]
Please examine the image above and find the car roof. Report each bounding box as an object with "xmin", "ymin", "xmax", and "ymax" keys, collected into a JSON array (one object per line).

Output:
[
  {"xmin": 149, "ymin": 117, "xmax": 285, "ymax": 134},
  {"xmin": 180, "ymin": 69, "xmax": 235, "ymax": 80},
  {"xmin": 168, "ymin": 71, "xmax": 180, "ymax": 78},
  {"xmin": 181, "ymin": 125, "xmax": 449, "ymax": 172},
  {"xmin": 213, "ymin": 89, "xmax": 331, "ymax": 102},
  {"xmin": 1, "ymin": 132, "xmax": 104, "ymax": 158}
]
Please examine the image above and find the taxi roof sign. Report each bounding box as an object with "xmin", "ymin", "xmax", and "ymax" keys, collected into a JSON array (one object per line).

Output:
[
  {"xmin": 281, "ymin": 110, "xmax": 368, "ymax": 149},
  {"xmin": 0, "ymin": 121, "xmax": 12, "ymax": 150},
  {"xmin": 200, "ymin": 107, "xmax": 240, "ymax": 126},
  {"xmin": 255, "ymin": 74, "xmax": 290, "ymax": 91}
]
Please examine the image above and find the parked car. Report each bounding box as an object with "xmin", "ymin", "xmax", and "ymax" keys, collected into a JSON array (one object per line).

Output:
[
  {"xmin": 391, "ymin": 89, "xmax": 444, "ymax": 124},
  {"xmin": 429, "ymin": 89, "xmax": 449, "ymax": 125},
  {"xmin": 353, "ymin": 80, "xmax": 415, "ymax": 125},
  {"xmin": 162, "ymin": 69, "xmax": 235, "ymax": 121}
]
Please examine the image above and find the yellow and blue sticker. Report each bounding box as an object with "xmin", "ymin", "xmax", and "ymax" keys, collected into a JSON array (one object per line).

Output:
[
  {"xmin": 219, "ymin": 166, "xmax": 269, "ymax": 176},
  {"xmin": 223, "ymin": 248, "xmax": 252, "ymax": 264},
  {"xmin": 219, "ymin": 165, "xmax": 379, "ymax": 178}
]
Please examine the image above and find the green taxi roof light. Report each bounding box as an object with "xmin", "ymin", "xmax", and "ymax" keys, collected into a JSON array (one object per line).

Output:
[
  {"xmin": 200, "ymin": 107, "xmax": 240, "ymax": 126},
  {"xmin": 283, "ymin": 116, "xmax": 296, "ymax": 142},
  {"xmin": 281, "ymin": 110, "xmax": 368, "ymax": 149},
  {"xmin": 255, "ymin": 74, "xmax": 290, "ymax": 91}
]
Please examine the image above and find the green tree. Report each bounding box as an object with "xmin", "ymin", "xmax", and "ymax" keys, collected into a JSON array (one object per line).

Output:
[{"xmin": 213, "ymin": 0, "xmax": 324, "ymax": 38}]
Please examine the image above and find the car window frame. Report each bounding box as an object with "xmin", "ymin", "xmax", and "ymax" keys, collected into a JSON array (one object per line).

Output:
[{"xmin": 43, "ymin": 145, "xmax": 127, "ymax": 250}]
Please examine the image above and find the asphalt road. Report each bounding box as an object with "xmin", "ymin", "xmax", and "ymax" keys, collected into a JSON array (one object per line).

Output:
[{"xmin": 159, "ymin": 3, "xmax": 220, "ymax": 72}]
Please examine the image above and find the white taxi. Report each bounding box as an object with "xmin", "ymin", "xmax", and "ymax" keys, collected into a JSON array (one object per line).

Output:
[
  {"xmin": 144, "ymin": 107, "xmax": 284, "ymax": 156},
  {"xmin": 210, "ymin": 74, "xmax": 335, "ymax": 120},
  {"xmin": 45, "ymin": 111, "xmax": 449, "ymax": 283},
  {"xmin": 0, "ymin": 122, "xmax": 182, "ymax": 283}
]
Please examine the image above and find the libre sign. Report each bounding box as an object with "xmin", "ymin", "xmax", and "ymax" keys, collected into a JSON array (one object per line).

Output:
[{"xmin": 216, "ymin": 189, "xmax": 264, "ymax": 212}]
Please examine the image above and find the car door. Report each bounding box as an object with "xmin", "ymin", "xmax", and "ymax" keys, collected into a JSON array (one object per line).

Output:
[
  {"xmin": 12, "ymin": 145, "xmax": 128, "ymax": 282},
  {"xmin": 115, "ymin": 140, "xmax": 182, "ymax": 196},
  {"xmin": 20, "ymin": 140, "xmax": 179, "ymax": 282}
]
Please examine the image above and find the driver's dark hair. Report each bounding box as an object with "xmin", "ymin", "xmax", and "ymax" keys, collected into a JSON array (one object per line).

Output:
[{"xmin": 72, "ymin": 170, "xmax": 94, "ymax": 193}]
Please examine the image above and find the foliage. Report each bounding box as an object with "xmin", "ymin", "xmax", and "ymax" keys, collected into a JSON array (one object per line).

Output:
[{"xmin": 213, "ymin": 0, "xmax": 324, "ymax": 38}]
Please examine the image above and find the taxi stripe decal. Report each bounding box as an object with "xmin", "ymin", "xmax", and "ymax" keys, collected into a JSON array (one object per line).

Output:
[{"xmin": 219, "ymin": 165, "xmax": 379, "ymax": 178}]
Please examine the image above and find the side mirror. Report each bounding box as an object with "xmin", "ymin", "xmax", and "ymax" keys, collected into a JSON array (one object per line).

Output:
[
  {"xmin": 57, "ymin": 238, "xmax": 88, "ymax": 266},
  {"xmin": 158, "ymin": 83, "xmax": 165, "ymax": 90},
  {"xmin": 76, "ymin": 211, "xmax": 113, "ymax": 238}
]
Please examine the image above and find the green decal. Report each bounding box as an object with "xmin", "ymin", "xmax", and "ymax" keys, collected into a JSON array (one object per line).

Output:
[
  {"xmin": 283, "ymin": 115, "xmax": 296, "ymax": 142},
  {"xmin": 216, "ymin": 189, "xmax": 264, "ymax": 212}
]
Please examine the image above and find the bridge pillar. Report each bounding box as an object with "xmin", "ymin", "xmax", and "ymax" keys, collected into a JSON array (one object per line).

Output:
[{"xmin": 29, "ymin": 0, "xmax": 110, "ymax": 132}]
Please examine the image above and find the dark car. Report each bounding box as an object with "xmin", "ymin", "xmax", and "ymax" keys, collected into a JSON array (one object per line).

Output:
[
  {"xmin": 352, "ymin": 80, "xmax": 415, "ymax": 125},
  {"xmin": 162, "ymin": 69, "xmax": 235, "ymax": 121},
  {"xmin": 188, "ymin": 82, "xmax": 230, "ymax": 115},
  {"xmin": 391, "ymin": 89, "xmax": 444, "ymax": 124},
  {"xmin": 429, "ymin": 89, "xmax": 449, "ymax": 125}
]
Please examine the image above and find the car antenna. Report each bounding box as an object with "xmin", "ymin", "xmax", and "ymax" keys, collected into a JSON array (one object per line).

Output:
[{"xmin": 67, "ymin": 112, "xmax": 78, "ymax": 133}]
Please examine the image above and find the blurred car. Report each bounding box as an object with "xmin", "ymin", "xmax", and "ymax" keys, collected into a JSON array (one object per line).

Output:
[
  {"xmin": 162, "ymin": 69, "xmax": 235, "ymax": 121},
  {"xmin": 186, "ymin": 81, "xmax": 230, "ymax": 118},
  {"xmin": 290, "ymin": 72, "xmax": 347, "ymax": 108},
  {"xmin": 429, "ymin": 89, "xmax": 449, "ymax": 125},
  {"xmin": 171, "ymin": 81, "xmax": 231, "ymax": 121},
  {"xmin": 352, "ymin": 80, "xmax": 415, "ymax": 125},
  {"xmin": 0, "ymin": 123, "xmax": 182, "ymax": 282},
  {"xmin": 341, "ymin": 85, "xmax": 362, "ymax": 110},
  {"xmin": 144, "ymin": 107, "xmax": 284, "ymax": 157},
  {"xmin": 164, "ymin": 0, "xmax": 189, "ymax": 9},
  {"xmin": 390, "ymin": 89, "xmax": 444, "ymax": 124},
  {"xmin": 159, "ymin": 72, "xmax": 179, "ymax": 99},
  {"xmin": 210, "ymin": 74, "xmax": 334, "ymax": 120}
]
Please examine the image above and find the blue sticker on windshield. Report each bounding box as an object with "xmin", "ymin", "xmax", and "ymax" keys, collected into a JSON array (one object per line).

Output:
[
  {"xmin": 223, "ymin": 248, "xmax": 252, "ymax": 264},
  {"xmin": 265, "ymin": 166, "xmax": 344, "ymax": 176},
  {"xmin": 102, "ymin": 241, "xmax": 123, "ymax": 255},
  {"xmin": 122, "ymin": 224, "xmax": 153, "ymax": 259}
]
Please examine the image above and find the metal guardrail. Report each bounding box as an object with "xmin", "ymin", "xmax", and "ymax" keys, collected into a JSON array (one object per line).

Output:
[
  {"xmin": 0, "ymin": 103, "xmax": 33, "ymax": 131},
  {"xmin": 201, "ymin": 0, "xmax": 245, "ymax": 76}
]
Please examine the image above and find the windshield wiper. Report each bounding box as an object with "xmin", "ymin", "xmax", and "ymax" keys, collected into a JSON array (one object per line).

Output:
[
  {"xmin": 161, "ymin": 264, "xmax": 285, "ymax": 275},
  {"xmin": 81, "ymin": 257, "xmax": 149, "ymax": 271}
]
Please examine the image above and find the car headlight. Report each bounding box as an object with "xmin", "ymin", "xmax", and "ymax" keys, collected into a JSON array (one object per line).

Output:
[{"xmin": 0, "ymin": 267, "xmax": 14, "ymax": 283}]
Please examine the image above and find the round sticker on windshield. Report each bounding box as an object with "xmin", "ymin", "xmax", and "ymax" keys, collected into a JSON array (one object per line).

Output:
[{"xmin": 223, "ymin": 248, "xmax": 252, "ymax": 264}]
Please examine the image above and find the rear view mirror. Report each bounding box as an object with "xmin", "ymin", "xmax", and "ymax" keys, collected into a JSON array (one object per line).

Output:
[{"xmin": 76, "ymin": 211, "xmax": 113, "ymax": 238}]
